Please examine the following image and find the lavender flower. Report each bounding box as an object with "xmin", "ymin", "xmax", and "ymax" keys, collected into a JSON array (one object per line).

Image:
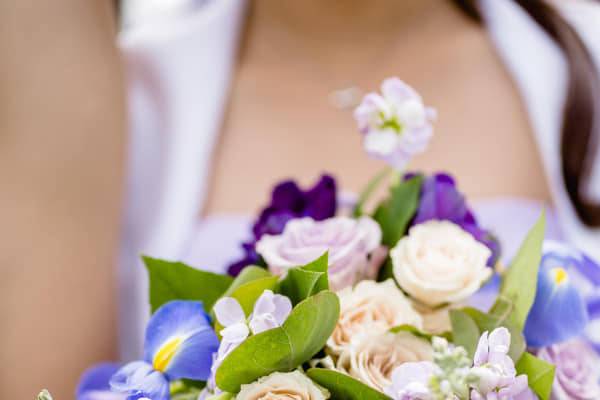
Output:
[
  {"xmin": 537, "ymin": 339, "xmax": 600, "ymax": 400},
  {"xmin": 228, "ymin": 175, "xmax": 337, "ymax": 276},
  {"xmin": 409, "ymin": 172, "xmax": 500, "ymax": 266},
  {"xmin": 469, "ymin": 328, "xmax": 536, "ymax": 400},
  {"xmin": 354, "ymin": 77, "xmax": 435, "ymax": 170}
]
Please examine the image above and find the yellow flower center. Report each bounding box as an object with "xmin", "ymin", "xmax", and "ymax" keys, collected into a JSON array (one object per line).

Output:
[
  {"xmin": 551, "ymin": 267, "xmax": 568, "ymax": 285},
  {"xmin": 153, "ymin": 337, "xmax": 183, "ymax": 372}
]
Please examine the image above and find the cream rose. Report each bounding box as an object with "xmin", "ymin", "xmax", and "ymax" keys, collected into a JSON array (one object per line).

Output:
[
  {"xmin": 256, "ymin": 216, "xmax": 385, "ymax": 291},
  {"xmin": 336, "ymin": 332, "xmax": 433, "ymax": 392},
  {"xmin": 391, "ymin": 220, "xmax": 492, "ymax": 307},
  {"xmin": 236, "ymin": 371, "xmax": 329, "ymax": 400},
  {"xmin": 326, "ymin": 279, "xmax": 422, "ymax": 355}
]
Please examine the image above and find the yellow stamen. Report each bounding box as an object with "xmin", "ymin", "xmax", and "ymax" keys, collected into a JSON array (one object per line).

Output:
[
  {"xmin": 551, "ymin": 267, "xmax": 568, "ymax": 285},
  {"xmin": 153, "ymin": 337, "xmax": 183, "ymax": 372}
]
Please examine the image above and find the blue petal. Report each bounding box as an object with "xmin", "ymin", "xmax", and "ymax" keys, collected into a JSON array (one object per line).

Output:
[
  {"xmin": 524, "ymin": 256, "xmax": 589, "ymax": 347},
  {"xmin": 77, "ymin": 363, "xmax": 121, "ymax": 398},
  {"xmin": 110, "ymin": 361, "xmax": 169, "ymax": 400},
  {"xmin": 144, "ymin": 301, "xmax": 219, "ymax": 381}
]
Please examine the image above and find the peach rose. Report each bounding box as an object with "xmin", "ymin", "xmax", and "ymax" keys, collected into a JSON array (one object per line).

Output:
[
  {"xmin": 326, "ymin": 279, "xmax": 422, "ymax": 355},
  {"xmin": 336, "ymin": 332, "xmax": 433, "ymax": 392},
  {"xmin": 236, "ymin": 371, "xmax": 329, "ymax": 400}
]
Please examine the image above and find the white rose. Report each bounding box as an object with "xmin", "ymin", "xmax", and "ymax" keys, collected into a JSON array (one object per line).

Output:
[
  {"xmin": 236, "ymin": 371, "xmax": 329, "ymax": 400},
  {"xmin": 336, "ymin": 332, "xmax": 433, "ymax": 392},
  {"xmin": 326, "ymin": 279, "xmax": 422, "ymax": 355},
  {"xmin": 391, "ymin": 220, "xmax": 492, "ymax": 307},
  {"xmin": 256, "ymin": 216, "xmax": 385, "ymax": 291}
]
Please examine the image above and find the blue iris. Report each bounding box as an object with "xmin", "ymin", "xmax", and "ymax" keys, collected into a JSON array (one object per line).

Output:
[
  {"xmin": 524, "ymin": 241, "xmax": 592, "ymax": 347},
  {"xmin": 110, "ymin": 301, "xmax": 219, "ymax": 400},
  {"xmin": 77, "ymin": 363, "xmax": 123, "ymax": 400}
]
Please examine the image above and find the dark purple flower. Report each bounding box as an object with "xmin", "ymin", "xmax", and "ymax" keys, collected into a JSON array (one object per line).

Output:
[
  {"xmin": 409, "ymin": 172, "xmax": 500, "ymax": 266},
  {"xmin": 227, "ymin": 174, "xmax": 337, "ymax": 276}
]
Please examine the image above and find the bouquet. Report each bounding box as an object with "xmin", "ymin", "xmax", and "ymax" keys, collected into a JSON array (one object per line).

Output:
[{"xmin": 69, "ymin": 78, "xmax": 600, "ymax": 400}]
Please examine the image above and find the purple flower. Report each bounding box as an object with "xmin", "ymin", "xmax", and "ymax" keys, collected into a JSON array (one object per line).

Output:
[
  {"xmin": 470, "ymin": 328, "xmax": 536, "ymax": 400},
  {"xmin": 228, "ymin": 175, "xmax": 337, "ymax": 276},
  {"xmin": 537, "ymin": 339, "xmax": 600, "ymax": 400},
  {"xmin": 409, "ymin": 172, "xmax": 500, "ymax": 266},
  {"xmin": 524, "ymin": 241, "xmax": 590, "ymax": 347},
  {"xmin": 384, "ymin": 361, "xmax": 439, "ymax": 400},
  {"xmin": 77, "ymin": 363, "xmax": 125, "ymax": 400}
]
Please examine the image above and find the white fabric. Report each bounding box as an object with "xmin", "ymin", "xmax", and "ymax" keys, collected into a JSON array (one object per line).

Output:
[
  {"xmin": 479, "ymin": 0, "xmax": 600, "ymax": 262},
  {"xmin": 117, "ymin": 0, "xmax": 247, "ymax": 359},
  {"xmin": 117, "ymin": 0, "xmax": 600, "ymax": 359}
]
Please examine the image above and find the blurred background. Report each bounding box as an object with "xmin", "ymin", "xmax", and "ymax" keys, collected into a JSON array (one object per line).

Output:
[{"xmin": 1, "ymin": 0, "xmax": 599, "ymax": 398}]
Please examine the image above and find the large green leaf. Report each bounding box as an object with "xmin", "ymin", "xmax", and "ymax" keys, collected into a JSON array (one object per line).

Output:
[
  {"xmin": 516, "ymin": 352, "xmax": 555, "ymax": 400},
  {"xmin": 461, "ymin": 306, "xmax": 526, "ymax": 362},
  {"xmin": 307, "ymin": 368, "xmax": 391, "ymax": 400},
  {"xmin": 215, "ymin": 291, "xmax": 340, "ymax": 392},
  {"xmin": 222, "ymin": 266, "xmax": 271, "ymax": 298},
  {"xmin": 144, "ymin": 256, "xmax": 233, "ymax": 312},
  {"xmin": 373, "ymin": 176, "xmax": 422, "ymax": 247},
  {"xmin": 496, "ymin": 212, "xmax": 546, "ymax": 329},
  {"xmin": 449, "ymin": 310, "xmax": 480, "ymax": 358},
  {"xmin": 279, "ymin": 252, "xmax": 329, "ymax": 305}
]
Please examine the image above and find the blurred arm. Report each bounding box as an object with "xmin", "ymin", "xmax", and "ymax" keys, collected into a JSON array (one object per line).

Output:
[{"xmin": 0, "ymin": 1, "xmax": 125, "ymax": 398}]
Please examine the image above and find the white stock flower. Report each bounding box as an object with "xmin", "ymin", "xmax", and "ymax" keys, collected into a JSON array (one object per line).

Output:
[
  {"xmin": 209, "ymin": 291, "xmax": 292, "ymax": 393},
  {"xmin": 354, "ymin": 77, "xmax": 436, "ymax": 170},
  {"xmin": 336, "ymin": 332, "xmax": 433, "ymax": 392},
  {"xmin": 236, "ymin": 371, "xmax": 329, "ymax": 400},
  {"xmin": 326, "ymin": 279, "xmax": 422, "ymax": 356},
  {"xmin": 391, "ymin": 220, "xmax": 492, "ymax": 307}
]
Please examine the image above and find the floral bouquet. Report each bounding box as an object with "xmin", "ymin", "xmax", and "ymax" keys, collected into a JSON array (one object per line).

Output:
[{"xmin": 70, "ymin": 78, "xmax": 600, "ymax": 400}]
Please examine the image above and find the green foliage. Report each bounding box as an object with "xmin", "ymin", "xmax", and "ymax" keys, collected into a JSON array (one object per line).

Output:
[
  {"xmin": 516, "ymin": 353, "xmax": 555, "ymax": 400},
  {"xmin": 144, "ymin": 256, "xmax": 233, "ymax": 312},
  {"xmin": 461, "ymin": 305, "xmax": 526, "ymax": 362},
  {"xmin": 222, "ymin": 266, "xmax": 271, "ymax": 298},
  {"xmin": 353, "ymin": 167, "xmax": 392, "ymax": 217},
  {"xmin": 215, "ymin": 291, "xmax": 340, "ymax": 393},
  {"xmin": 278, "ymin": 252, "xmax": 329, "ymax": 305},
  {"xmin": 306, "ymin": 368, "xmax": 391, "ymax": 400},
  {"xmin": 373, "ymin": 176, "xmax": 422, "ymax": 247},
  {"xmin": 389, "ymin": 324, "xmax": 449, "ymax": 341},
  {"xmin": 496, "ymin": 212, "xmax": 546, "ymax": 329},
  {"xmin": 449, "ymin": 310, "xmax": 480, "ymax": 358}
]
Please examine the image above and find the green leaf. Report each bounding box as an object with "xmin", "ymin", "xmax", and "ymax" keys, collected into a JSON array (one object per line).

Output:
[
  {"xmin": 215, "ymin": 291, "xmax": 340, "ymax": 392},
  {"xmin": 496, "ymin": 212, "xmax": 546, "ymax": 329},
  {"xmin": 389, "ymin": 324, "xmax": 440, "ymax": 341},
  {"xmin": 373, "ymin": 176, "xmax": 423, "ymax": 247},
  {"xmin": 279, "ymin": 253, "xmax": 329, "ymax": 305},
  {"xmin": 353, "ymin": 167, "xmax": 392, "ymax": 217},
  {"xmin": 144, "ymin": 256, "xmax": 233, "ymax": 312},
  {"xmin": 449, "ymin": 310, "xmax": 480, "ymax": 358},
  {"xmin": 222, "ymin": 266, "xmax": 271, "ymax": 298},
  {"xmin": 516, "ymin": 352, "xmax": 555, "ymax": 400},
  {"xmin": 461, "ymin": 306, "xmax": 526, "ymax": 362},
  {"xmin": 307, "ymin": 368, "xmax": 391, "ymax": 400}
]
